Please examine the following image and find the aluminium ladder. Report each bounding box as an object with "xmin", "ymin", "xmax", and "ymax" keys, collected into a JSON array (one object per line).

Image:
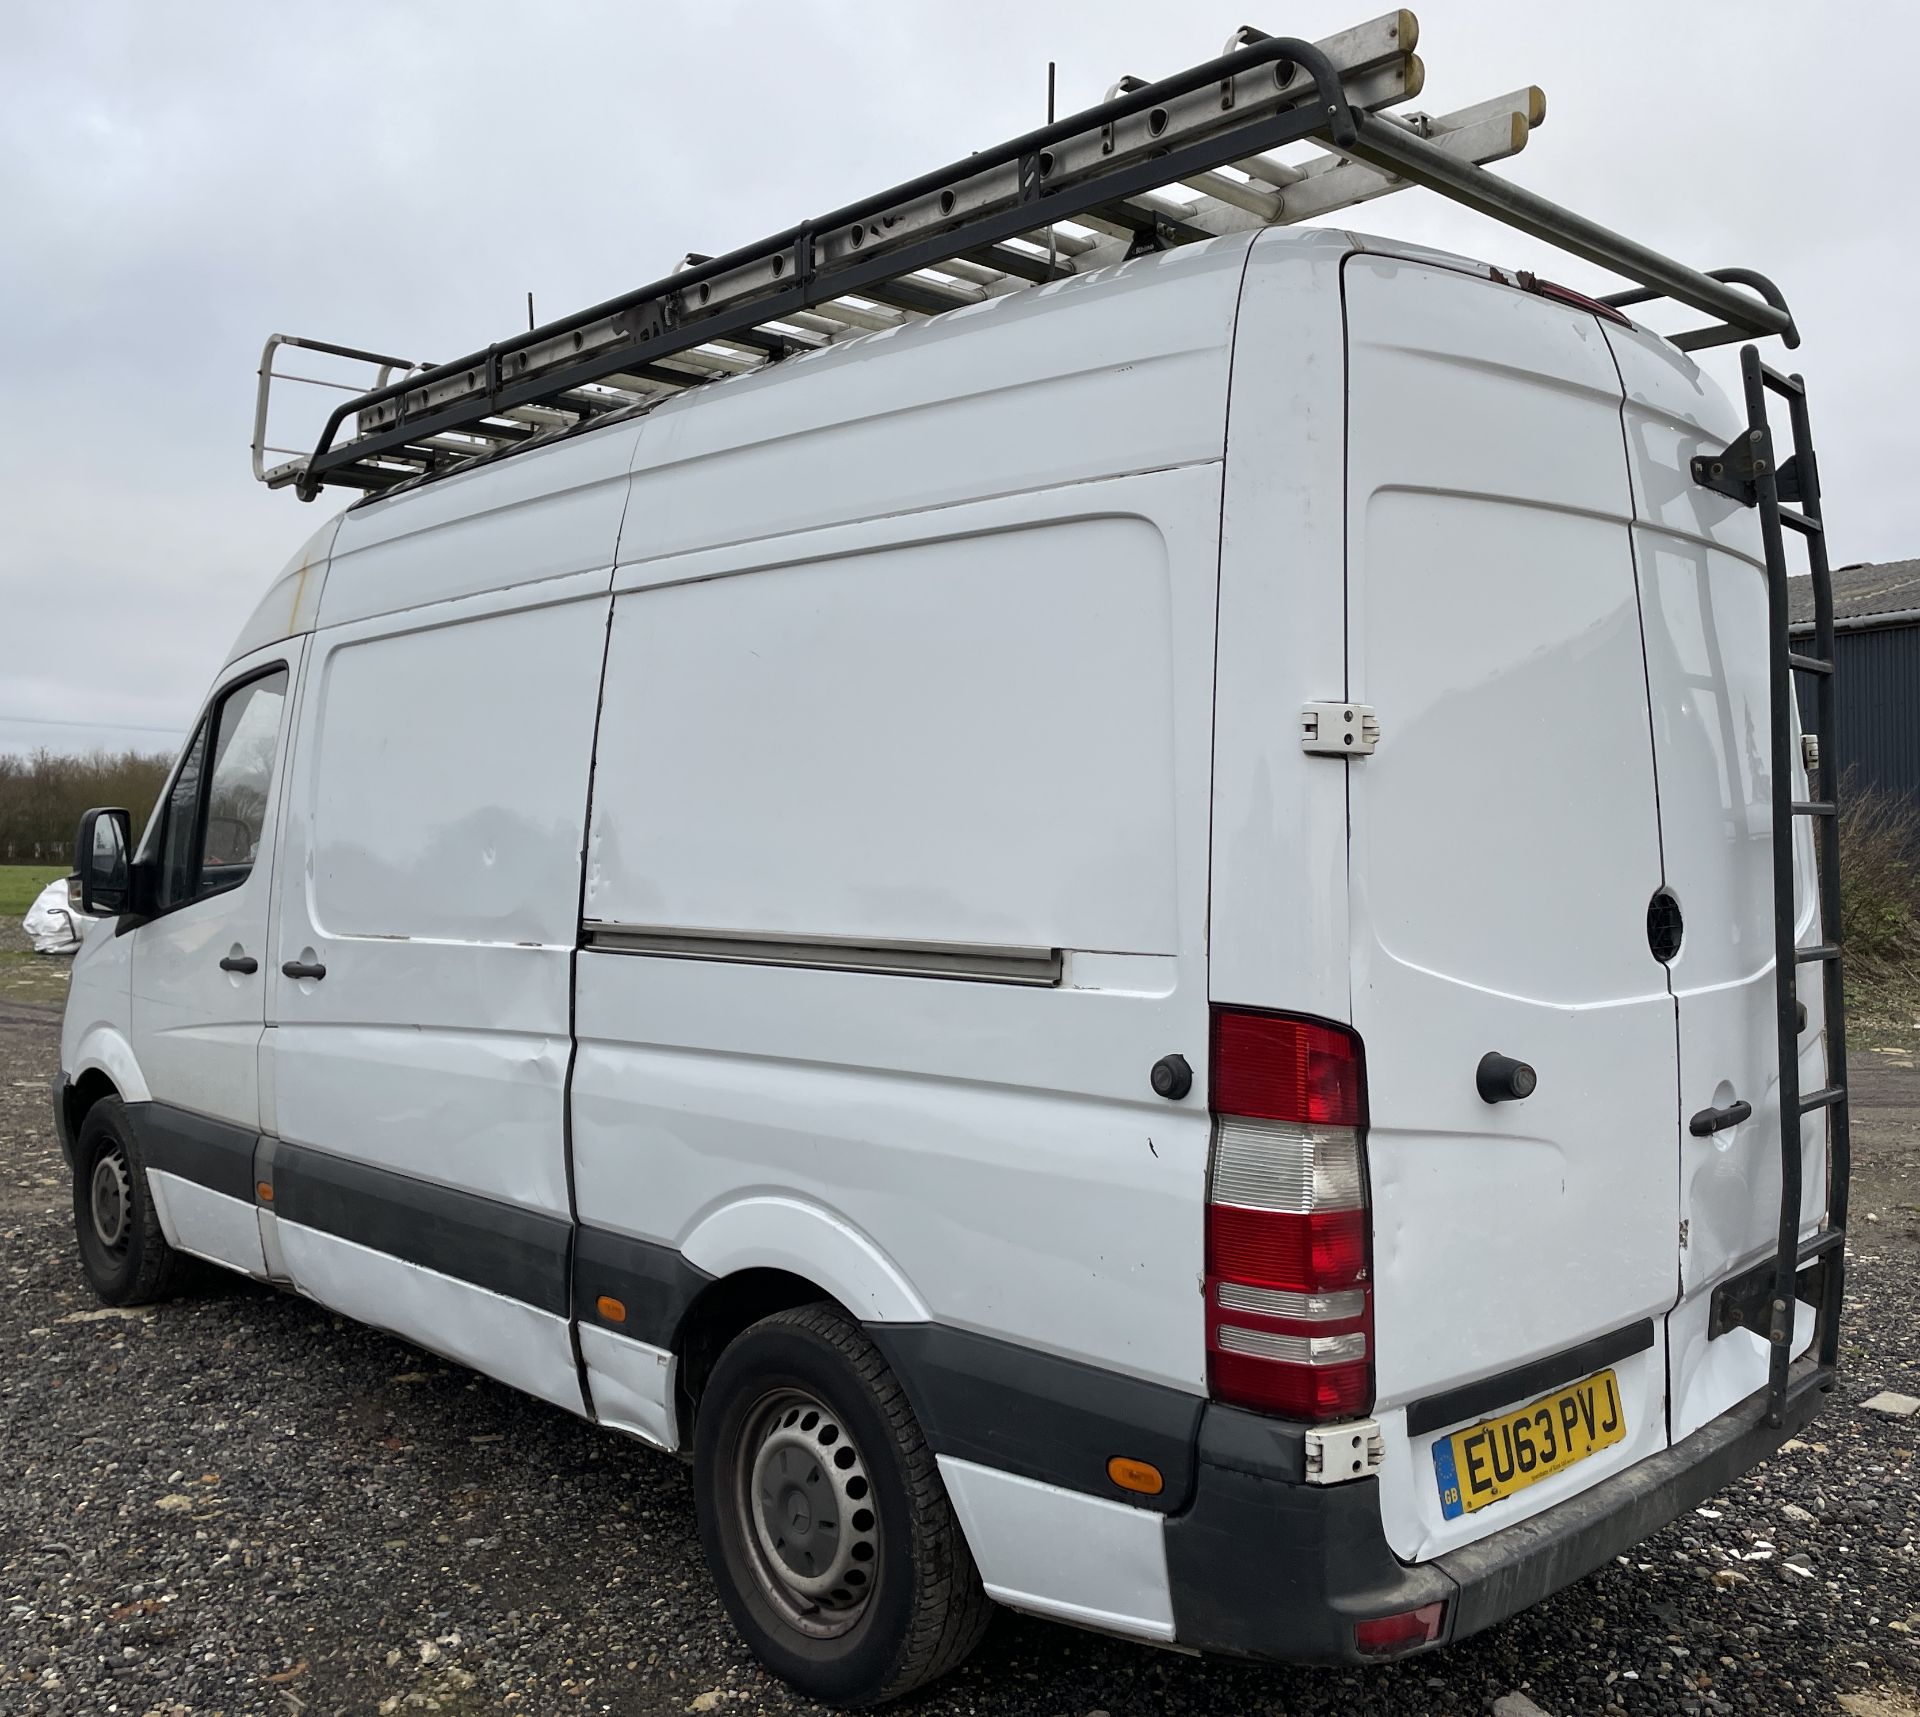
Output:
[
  {"xmin": 250, "ymin": 10, "xmax": 1844, "ymax": 1431},
  {"xmin": 252, "ymin": 11, "xmax": 1800, "ymax": 501}
]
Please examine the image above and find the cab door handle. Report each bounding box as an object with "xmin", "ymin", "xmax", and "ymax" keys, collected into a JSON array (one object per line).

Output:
[
  {"xmin": 281, "ymin": 959, "xmax": 327, "ymax": 981},
  {"xmin": 1689, "ymin": 1098, "xmax": 1752, "ymax": 1136},
  {"xmin": 218, "ymin": 954, "xmax": 258, "ymax": 974}
]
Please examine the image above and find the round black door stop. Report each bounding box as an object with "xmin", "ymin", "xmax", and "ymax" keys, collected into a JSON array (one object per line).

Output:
[
  {"xmin": 1476, "ymin": 1051, "xmax": 1537, "ymax": 1104},
  {"xmin": 1150, "ymin": 1054, "xmax": 1193, "ymax": 1101}
]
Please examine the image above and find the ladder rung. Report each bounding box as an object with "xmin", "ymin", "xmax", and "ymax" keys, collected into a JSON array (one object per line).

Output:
[
  {"xmin": 1788, "ymin": 652, "xmax": 1833, "ymax": 675},
  {"xmin": 1791, "ymin": 800, "xmax": 1836, "ymax": 817},
  {"xmin": 1799, "ymin": 1086, "xmax": 1845, "ymax": 1115},
  {"xmin": 1800, "ymin": 1227, "xmax": 1845, "ymax": 1262},
  {"xmin": 1779, "ymin": 506, "xmax": 1822, "ymax": 536},
  {"xmin": 1795, "ymin": 942, "xmax": 1842, "ymax": 963},
  {"xmin": 1760, "ymin": 362, "xmax": 1806, "ymax": 398}
]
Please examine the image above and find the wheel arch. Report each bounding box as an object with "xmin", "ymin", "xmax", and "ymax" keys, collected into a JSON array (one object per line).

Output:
[
  {"xmin": 68, "ymin": 1025, "xmax": 148, "ymax": 1109},
  {"xmin": 668, "ymin": 1197, "xmax": 932, "ymax": 1444}
]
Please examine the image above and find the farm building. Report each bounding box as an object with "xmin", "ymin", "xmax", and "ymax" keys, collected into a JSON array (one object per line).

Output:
[{"xmin": 1791, "ymin": 559, "xmax": 1920, "ymax": 816}]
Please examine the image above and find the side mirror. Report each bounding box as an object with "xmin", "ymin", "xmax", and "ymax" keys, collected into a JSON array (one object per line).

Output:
[{"xmin": 73, "ymin": 807, "xmax": 132, "ymax": 917}]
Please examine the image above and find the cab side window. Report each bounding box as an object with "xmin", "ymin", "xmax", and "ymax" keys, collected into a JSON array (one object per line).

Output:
[
  {"xmin": 157, "ymin": 723, "xmax": 210, "ymax": 911},
  {"xmin": 202, "ymin": 673, "xmax": 287, "ymax": 892},
  {"xmin": 155, "ymin": 667, "xmax": 289, "ymax": 912}
]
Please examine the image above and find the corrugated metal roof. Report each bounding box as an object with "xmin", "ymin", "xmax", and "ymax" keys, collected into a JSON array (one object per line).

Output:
[{"xmin": 1788, "ymin": 559, "xmax": 1920, "ymax": 630}]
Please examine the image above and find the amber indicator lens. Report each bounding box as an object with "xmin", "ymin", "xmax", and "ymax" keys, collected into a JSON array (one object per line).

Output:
[{"xmin": 1106, "ymin": 1456, "xmax": 1164, "ymax": 1496}]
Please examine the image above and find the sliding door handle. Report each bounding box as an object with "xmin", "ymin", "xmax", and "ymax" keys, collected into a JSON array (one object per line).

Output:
[
  {"xmin": 218, "ymin": 954, "xmax": 258, "ymax": 974},
  {"xmin": 1689, "ymin": 1098, "xmax": 1752, "ymax": 1137},
  {"xmin": 281, "ymin": 959, "xmax": 327, "ymax": 981}
]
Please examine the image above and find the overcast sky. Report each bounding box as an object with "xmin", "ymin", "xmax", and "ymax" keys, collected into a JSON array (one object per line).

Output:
[{"xmin": 3, "ymin": 0, "xmax": 1914, "ymax": 758}]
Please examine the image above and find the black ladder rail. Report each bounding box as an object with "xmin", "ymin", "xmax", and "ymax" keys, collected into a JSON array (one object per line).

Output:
[
  {"xmin": 274, "ymin": 19, "xmax": 1803, "ymax": 502},
  {"xmin": 1780, "ymin": 363, "xmax": 1851, "ymax": 1378},
  {"xmin": 1725, "ymin": 345, "xmax": 1850, "ymax": 1423}
]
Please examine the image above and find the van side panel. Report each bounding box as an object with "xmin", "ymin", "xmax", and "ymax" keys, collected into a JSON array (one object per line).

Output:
[
  {"xmin": 586, "ymin": 514, "xmax": 1179, "ymax": 952},
  {"xmin": 573, "ymin": 466, "xmax": 1223, "ymax": 1395},
  {"xmin": 313, "ymin": 422, "xmax": 641, "ymax": 629},
  {"xmin": 616, "ymin": 242, "xmax": 1250, "ymax": 568},
  {"xmin": 1209, "ymin": 227, "xmax": 1355, "ymax": 1021}
]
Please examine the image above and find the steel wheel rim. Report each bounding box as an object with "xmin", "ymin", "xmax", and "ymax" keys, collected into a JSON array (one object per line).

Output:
[
  {"xmin": 89, "ymin": 1148, "xmax": 132, "ymax": 1254},
  {"xmin": 732, "ymin": 1387, "xmax": 880, "ymax": 1639}
]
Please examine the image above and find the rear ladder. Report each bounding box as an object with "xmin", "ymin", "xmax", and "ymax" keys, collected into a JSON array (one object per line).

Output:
[{"xmin": 1693, "ymin": 352, "xmax": 1850, "ymax": 1426}]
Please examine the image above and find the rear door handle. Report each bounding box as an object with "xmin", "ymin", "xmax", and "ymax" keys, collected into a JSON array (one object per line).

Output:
[
  {"xmin": 1689, "ymin": 1098, "xmax": 1752, "ymax": 1136},
  {"xmin": 218, "ymin": 954, "xmax": 259, "ymax": 974},
  {"xmin": 281, "ymin": 960, "xmax": 327, "ymax": 981}
]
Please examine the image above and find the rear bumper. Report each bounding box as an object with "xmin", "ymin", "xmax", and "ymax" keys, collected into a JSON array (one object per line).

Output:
[{"xmin": 1165, "ymin": 1358, "xmax": 1832, "ymax": 1661}]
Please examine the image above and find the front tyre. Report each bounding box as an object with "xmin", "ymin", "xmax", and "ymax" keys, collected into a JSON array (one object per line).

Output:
[
  {"xmin": 72, "ymin": 1096, "xmax": 181, "ymax": 1305},
  {"xmin": 693, "ymin": 1304, "xmax": 992, "ymax": 1706}
]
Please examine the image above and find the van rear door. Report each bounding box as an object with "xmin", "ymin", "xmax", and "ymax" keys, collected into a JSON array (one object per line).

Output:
[
  {"xmin": 1341, "ymin": 254, "xmax": 1679, "ymax": 1559},
  {"xmin": 1599, "ymin": 323, "xmax": 1828, "ymax": 1441}
]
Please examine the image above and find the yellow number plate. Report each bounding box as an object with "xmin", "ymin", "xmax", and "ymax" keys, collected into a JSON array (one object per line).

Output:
[{"xmin": 1432, "ymin": 1367, "xmax": 1626, "ymax": 1519}]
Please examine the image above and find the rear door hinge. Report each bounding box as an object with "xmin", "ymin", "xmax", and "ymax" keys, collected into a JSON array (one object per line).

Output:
[
  {"xmin": 1301, "ymin": 701, "xmax": 1380, "ymax": 756},
  {"xmin": 1690, "ymin": 425, "xmax": 1772, "ymax": 507},
  {"xmin": 1305, "ymin": 1418, "xmax": 1385, "ymax": 1484}
]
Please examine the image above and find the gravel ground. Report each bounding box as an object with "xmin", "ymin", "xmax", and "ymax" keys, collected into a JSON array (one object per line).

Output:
[{"xmin": 2, "ymin": 934, "xmax": 1918, "ymax": 1716}]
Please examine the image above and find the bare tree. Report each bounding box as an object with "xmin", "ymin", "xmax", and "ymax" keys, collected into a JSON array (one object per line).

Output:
[{"xmin": 0, "ymin": 748, "xmax": 174, "ymax": 864}]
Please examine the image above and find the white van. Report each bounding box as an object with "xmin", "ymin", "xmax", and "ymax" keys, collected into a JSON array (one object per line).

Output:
[{"xmin": 56, "ymin": 19, "xmax": 1849, "ymax": 1706}]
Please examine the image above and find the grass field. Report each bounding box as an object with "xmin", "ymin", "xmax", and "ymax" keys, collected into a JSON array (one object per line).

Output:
[{"xmin": 0, "ymin": 864, "xmax": 66, "ymax": 919}]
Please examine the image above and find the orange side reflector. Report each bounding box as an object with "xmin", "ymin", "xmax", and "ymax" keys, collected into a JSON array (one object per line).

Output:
[
  {"xmin": 1107, "ymin": 1455, "xmax": 1164, "ymax": 1496},
  {"xmin": 255, "ymin": 1182, "xmax": 274, "ymax": 1204},
  {"xmin": 595, "ymin": 1295, "xmax": 627, "ymax": 1324}
]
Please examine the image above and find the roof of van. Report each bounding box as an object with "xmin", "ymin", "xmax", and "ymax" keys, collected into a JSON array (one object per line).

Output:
[
  {"xmin": 230, "ymin": 226, "xmax": 1369, "ymax": 662},
  {"xmin": 1790, "ymin": 560, "xmax": 1920, "ymax": 631}
]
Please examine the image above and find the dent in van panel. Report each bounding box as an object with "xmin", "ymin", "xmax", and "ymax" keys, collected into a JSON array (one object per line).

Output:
[
  {"xmin": 569, "ymin": 950, "xmax": 1213, "ymax": 1394},
  {"xmin": 678, "ymin": 1194, "xmax": 930, "ymax": 1324},
  {"xmin": 1355, "ymin": 491, "xmax": 1664, "ymax": 1007},
  {"xmin": 937, "ymin": 1457, "xmax": 1175, "ymax": 1641},
  {"xmin": 305, "ymin": 599, "xmax": 605, "ymax": 947},
  {"xmin": 274, "ymin": 1019, "xmax": 572, "ymax": 1213},
  {"xmin": 577, "ymin": 1323, "xmax": 678, "ymax": 1451},
  {"xmin": 1343, "ymin": 257, "xmax": 1633, "ymax": 525},
  {"xmin": 319, "ymin": 418, "xmax": 640, "ymax": 628},
  {"xmin": 1370, "ymin": 1335, "xmax": 1671, "ymax": 1562},
  {"xmin": 1604, "ymin": 320, "xmax": 1765, "ymax": 556},
  {"xmin": 617, "ymin": 242, "xmax": 1247, "ymax": 564},
  {"xmin": 587, "ymin": 516, "xmax": 1179, "ymax": 956},
  {"xmin": 145, "ymin": 1169, "xmax": 268, "ymax": 1277},
  {"xmin": 278, "ymin": 1221, "xmax": 585, "ymax": 1415}
]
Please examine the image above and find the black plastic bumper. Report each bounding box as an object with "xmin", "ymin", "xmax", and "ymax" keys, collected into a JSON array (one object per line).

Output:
[
  {"xmin": 1164, "ymin": 1359, "xmax": 1832, "ymax": 1662},
  {"xmin": 51, "ymin": 1072, "xmax": 74, "ymax": 1169}
]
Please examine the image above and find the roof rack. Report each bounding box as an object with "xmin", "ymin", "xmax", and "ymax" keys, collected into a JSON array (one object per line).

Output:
[{"xmin": 255, "ymin": 11, "xmax": 1799, "ymax": 502}]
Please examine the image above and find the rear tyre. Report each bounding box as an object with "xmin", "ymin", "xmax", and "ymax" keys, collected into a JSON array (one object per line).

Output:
[
  {"xmin": 72, "ymin": 1096, "xmax": 181, "ymax": 1305},
  {"xmin": 693, "ymin": 1303, "xmax": 992, "ymax": 1706}
]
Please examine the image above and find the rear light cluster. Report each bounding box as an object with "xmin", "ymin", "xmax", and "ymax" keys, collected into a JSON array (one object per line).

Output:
[{"xmin": 1204, "ymin": 1008, "xmax": 1373, "ymax": 1421}]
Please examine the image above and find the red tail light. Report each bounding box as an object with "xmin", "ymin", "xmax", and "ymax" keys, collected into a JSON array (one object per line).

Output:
[
  {"xmin": 1354, "ymin": 1601, "xmax": 1446, "ymax": 1657},
  {"xmin": 1205, "ymin": 1009, "xmax": 1373, "ymax": 1422}
]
